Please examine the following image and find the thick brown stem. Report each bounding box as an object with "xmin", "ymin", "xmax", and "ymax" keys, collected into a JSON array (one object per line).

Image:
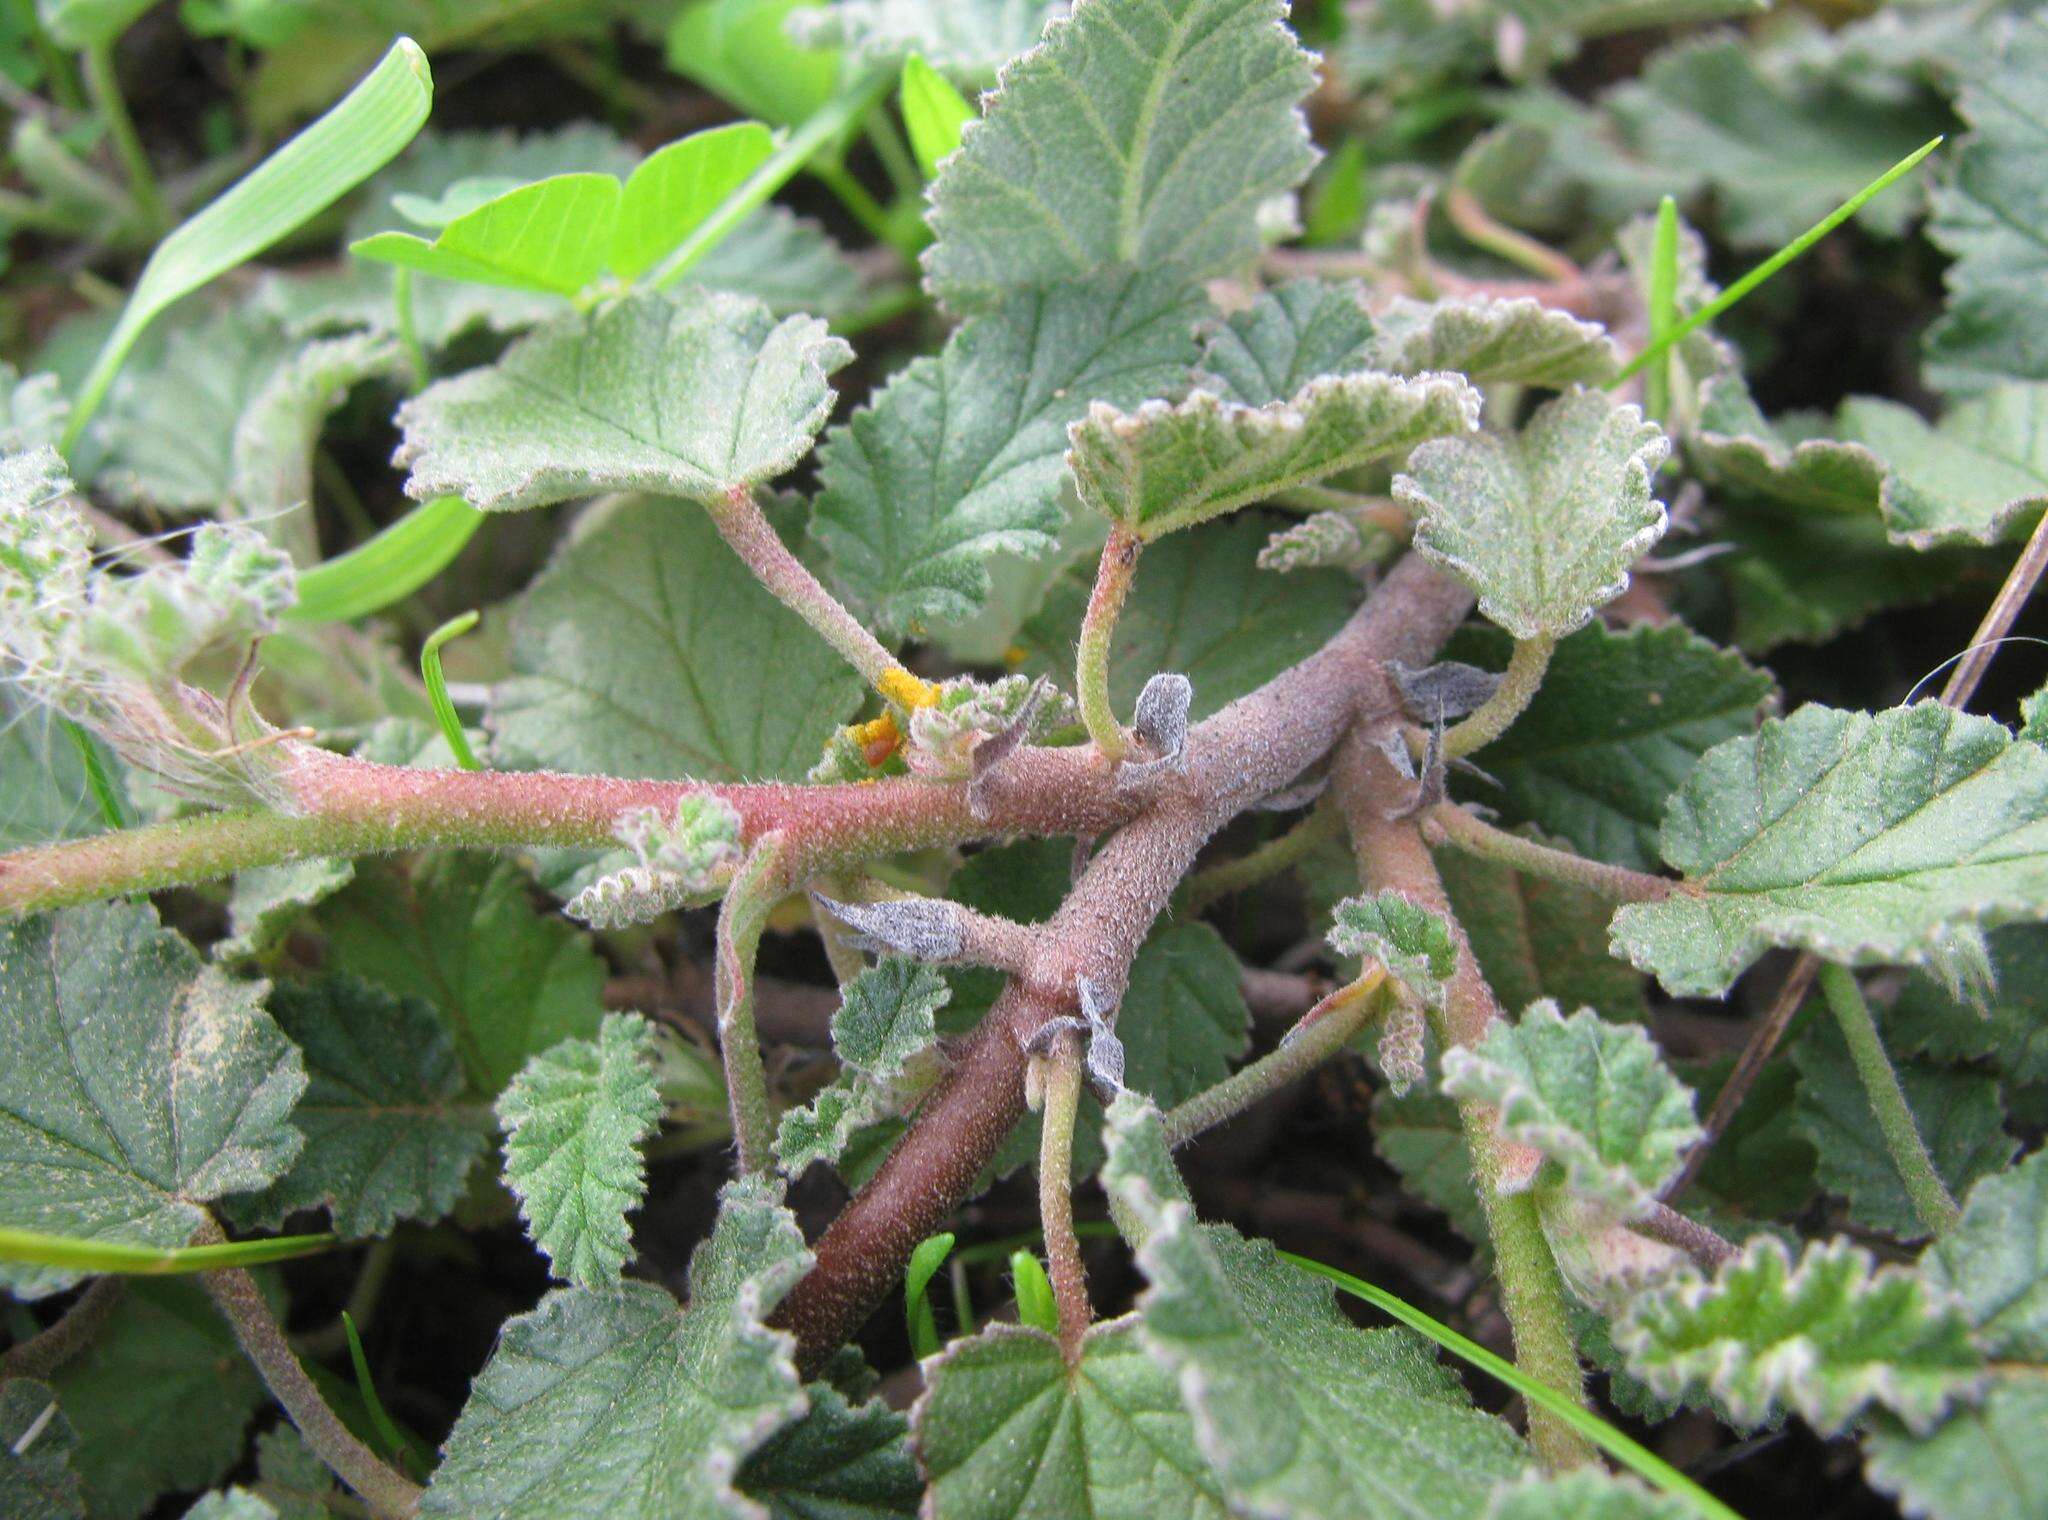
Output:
[{"xmin": 775, "ymin": 554, "xmax": 1476, "ymax": 1368}]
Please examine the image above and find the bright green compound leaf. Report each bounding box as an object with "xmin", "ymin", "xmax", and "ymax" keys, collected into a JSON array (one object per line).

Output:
[
  {"xmin": 737, "ymin": 1381, "xmax": 921, "ymax": 1518},
  {"xmin": 1843, "ymin": 387, "xmax": 2048, "ymax": 548},
  {"xmin": 1328, "ymin": 890, "xmax": 1458, "ymax": 1008},
  {"xmin": 812, "ymin": 271, "xmax": 1204, "ymax": 635},
  {"xmin": 912, "ymin": 1318, "xmax": 1230, "ymax": 1520},
  {"xmin": 1069, "ymin": 371, "xmax": 1480, "ymax": 542},
  {"xmin": 798, "ymin": 0, "xmax": 1058, "ymax": 76},
  {"xmin": 1923, "ymin": 16, "xmax": 2048, "ymax": 394},
  {"xmin": 1484, "ymin": 1470, "xmax": 1694, "ymax": 1520},
  {"xmin": 0, "ymin": 1379, "xmax": 82, "ymax": 1519},
  {"xmin": 1921, "ymin": 1148, "xmax": 2048, "ymax": 1358},
  {"xmin": 353, "ymin": 172, "xmax": 624, "ymax": 295},
  {"xmin": 47, "ymin": 1280, "xmax": 266, "ymax": 1520},
  {"xmin": 1367, "ymin": 296, "xmax": 1623, "ymax": 388},
  {"xmin": 396, "ymin": 287, "xmax": 851, "ymax": 512},
  {"xmin": 1102, "ymin": 1095, "xmax": 1527, "ymax": 1519},
  {"xmin": 922, "ymin": 0, "xmax": 1318, "ymax": 309},
  {"xmin": 234, "ymin": 975, "xmax": 489, "ymax": 1238},
  {"xmin": 1864, "ymin": 1379, "xmax": 2048, "ymax": 1520},
  {"xmin": 0, "ymin": 903, "xmax": 305, "ymax": 1301},
  {"xmin": 1017, "ymin": 516, "xmax": 1358, "ymax": 723},
  {"xmin": 1610, "ymin": 703, "xmax": 2048, "ymax": 999},
  {"xmin": 901, "ymin": 55, "xmax": 974, "ymax": 178},
  {"xmin": 665, "ymin": 0, "xmax": 842, "ymax": 127},
  {"xmin": 488, "ymin": 496, "xmax": 864, "ymax": 782},
  {"xmin": 421, "ymin": 1177, "xmax": 810, "ymax": 1520},
  {"xmin": 351, "ymin": 123, "xmax": 776, "ymax": 293},
  {"xmin": 322, "ymin": 853, "xmax": 608, "ymax": 1095},
  {"xmin": 1611, "ymin": 1236, "xmax": 1985, "ymax": 1436},
  {"xmin": 1195, "ymin": 280, "xmax": 1379, "ymax": 405},
  {"xmin": 498, "ymin": 1012, "xmax": 665, "ymax": 1289},
  {"xmin": 1791, "ymin": 1011, "xmax": 2015, "ymax": 1242},
  {"xmin": 1441, "ymin": 1001, "xmax": 1701, "ymax": 1215},
  {"xmin": 62, "ymin": 38, "xmax": 434, "ymax": 453},
  {"xmin": 1447, "ymin": 622, "xmax": 1773, "ymax": 872},
  {"xmin": 1401, "ymin": 387, "xmax": 1668, "ymax": 641}
]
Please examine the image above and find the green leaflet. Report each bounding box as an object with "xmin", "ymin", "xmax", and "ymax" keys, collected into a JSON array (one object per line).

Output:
[
  {"xmin": 1366, "ymin": 296, "xmax": 1623, "ymax": 388},
  {"xmin": 901, "ymin": 56, "xmax": 976, "ymax": 178},
  {"xmin": 0, "ymin": 903, "xmax": 304, "ymax": 1301},
  {"xmin": 0, "ymin": 1379, "xmax": 82, "ymax": 1519},
  {"xmin": 1923, "ymin": 16, "xmax": 2048, "ymax": 394},
  {"xmin": 321, "ymin": 854, "xmax": 609, "ymax": 1095},
  {"xmin": 1068, "ymin": 370, "xmax": 1480, "ymax": 541},
  {"xmin": 233, "ymin": 975, "xmax": 489, "ymax": 1238},
  {"xmin": 922, "ymin": 0, "xmax": 1318, "ymax": 308},
  {"xmin": 1446, "ymin": 622, "xmax": 1773, "ymax": 872},
  {"xmin": 912, "ymin": 1319, "xmax": 1230, "ymax": 1519},
  {"xmin": 1612, "ymin": 1236, "xmax": 1984, "ymax": 1436},
  {"xmin": 1791, "ymin": 1010, "xmax": 2015, "ymax": 1242},
  {"xmin": 1195, "ymin": 280, "xmax": 1379, "ymax": 404},
  {"xmin": 1102, "ymin": 1096, "xmax": 1528, "ymax": 1519},
  {"xmin": 394, "ymin": 286, "xmax": 851, "ymax": 512},
  {"xmin": 351, "ymin": 123, "xmax": 776, "ymax": 292},
  {"xmin": 488, "ymin": 496, "xmax": 864, "ymax": 783},
  {"xmin": 1441, "ymin": 1002, "xmax": 1701, "ymax": 1215},
  {"xmin": 1401, "ymin": 387, "xmax": 1668, "ymax": 640},
  {"xmin": 421, "ymin": 1178, "xmax": 811, "ymax": 1520},
  {"xmin": 498, "ymin": 1013, "xmax": 664, "ymax": 1289},
  {"xmin": 1611, "ymin": 703, "xmax": 2048, "ymax": 999},
  {"xmin": 46, "ymin": 1280, "xmax": 266, "ymax": 1520},
  {"xmin": 1017, "ymin": 515, "xmax": 1359, "ymax": 723},
  {"xmin": 665, "ymin": 0, "xmax": 842, "ymax": 126},
  {"xmin": 811, "ymin": 271, "xmax": 1205, "ymax": 635}
]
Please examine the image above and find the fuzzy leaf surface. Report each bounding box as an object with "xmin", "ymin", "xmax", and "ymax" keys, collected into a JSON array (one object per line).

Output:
[
  {"xmin": 1890, "ymin": 925, "xmax": 2048, "ymax": 1092},
  {"xmin": 922, "ymin": 0, "xmax": 1317, "ymax": 307},
  {"xmin": 498, "ymin": 1012, "xmax": 664, "ymax": 1289},
  {"xmin": 395, "ymin": 287, "xmax": 850, "ymax": 511},
  {"xmin": 1366, "ymin": 296, "xmax": 1622, "ymax": 387},
  {"xmin": 216, "ymin": 859, "xmax": 357, "ymax": 964},
  {"xmin": 1611, "ymin": 703, "xmax": 2048, "ymax": 998},
  {"xmin": 1484, "ymin": 1470, "xmax": 1693, "ymax": 1520},
  {"xmin": 1328, "ymin": 890, "xmax": 1457, "ymax": 1007},
  {"xmin": 1612, "ymin": 1236, "xmax": 1985, "ymax": 1436},
  {"xmin": 0, "ymin": 1379, "xmax": 82, "ymax": 1520},
  {"xmin": 1402, "ymin": 388, "xmax": 1668, "ymax": 640},
  {"xmin": 235, "ymin": 975, "xmax": 487, "ymax": 1237},
  {"xmin": 1448, "ymin": 622, "xmax": 1772, "ymax": 871},
  {"xmin": 736, "ymin": 1381, "xmax": 920, "ymax": 1519},
  {"xmin": 912, "ymin": 1318, "xmax": 1229, "ymax": 1520},
  {"xmin": 421, "ymin": 1178, "xmax": 810, "ymax": 1520},
  {"xmin": 489, "ymin": 496, "xmax": 863, "ymax": 782},
  {"xmin": 322, "ymin": 854, "xmax": 608, "ymax": 1095},
  {"xmin": 1923, "ymin": 17, "xmax": 2048, "ymax": 393},
  {"xmin": 1196, "ymin": 280, "xmax": 1378, "ymax": 404},
  {"xmin": 1440, "ymin": 843, "xmax": 1651, "ymax": 1020},
  {"xmin": 1103, "ymin": 1096, "xmax": 1526, "ymax": 1519},
  {"xmin": 795, "ymin": 0, "xmax": 1058, "ymax": 75},
  {"xmin": 1443, "ymin": 1002, "xmax": 1700, "ymax": 1214},
  {"xmin": 1069, "ymin": 372, "xmax": 1480, "ymax": 541},
  {"xmin": 1864, "ymin": 1379, "xmax": 2048, "ymax": 1520},
  {"xmin": 1845, "ymin": 388, "xmax": 2048, "ymax": 547},
  {"xmin": 1921, "ymin": 1148, "xmax": 2048, "ymax": 1359},
  {"xmin": 812, "ymin": 272, "xmax": 1202, "ymax": 634},
  {"xmin": 0, "ymin": 903, "xmax": 304, "ymax": 1299}
]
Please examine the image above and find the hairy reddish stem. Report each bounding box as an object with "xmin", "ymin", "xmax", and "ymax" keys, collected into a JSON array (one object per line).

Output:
[{"xmin": 775, "ymin": 553, "xmax": 1476, "ymax": 1369}]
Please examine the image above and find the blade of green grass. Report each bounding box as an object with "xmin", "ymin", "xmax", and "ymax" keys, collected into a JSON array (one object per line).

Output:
[
  {"xmin": 61, "ymin": 37, "xmax": 434, "ymax": 454},
  {"xmin": 647, "ymin": 67, "xmax": 893, "ymax": 292},
  {"xmin": 341, "ymin": 1310, "xmax": 415, "ymax": 1471},
  {"xmin": 905, "ymin": 1231, "xmax": 956, "ymax": 1359},
  {"xmin": 1644, "ymin": 195, "xmax": 1679, "ymax": 424},
  {"xmin": 287, "ymin": 496, "xmax": 483, "ymax": 624},
  {"xmin": 0, "ymin": 1225, "xmax": 340, "ymax": 1275},
  {"xmin": 420, "ymin": 609, "xmax": 482, "ymax": 769},
  {"xmin": 1612, "ymin": 137, "xmax": 1942, "ymax": 388},
  {"xmin": 1280, "ymin": 1251, "xmax": 1743, "ymax": 1520}
]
